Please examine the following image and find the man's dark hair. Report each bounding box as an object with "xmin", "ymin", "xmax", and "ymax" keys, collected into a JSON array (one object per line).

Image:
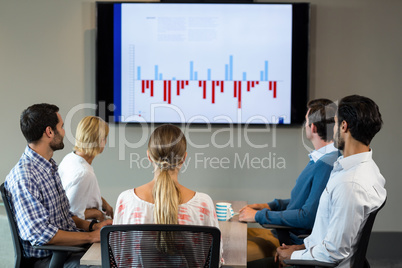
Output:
[
  {"xmin": 337, "ymin": 95, "xmax": 382, "ymax": 146},
  {"xmin": 307, "ymin": 98, "xmax": 337, "ymax": 142},
  {"xmin": 20, "ymin": 104, "xmax": 60, "ymax": 143}
]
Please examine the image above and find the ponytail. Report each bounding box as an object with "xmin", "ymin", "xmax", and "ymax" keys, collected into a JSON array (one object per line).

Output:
[
  {"xmin": 152, "ymin": 164, "xmax": 181, "ymax": 225},
  {"xmin": 152, "ymin": 162, "xmax": 181, "ymax": 254}
]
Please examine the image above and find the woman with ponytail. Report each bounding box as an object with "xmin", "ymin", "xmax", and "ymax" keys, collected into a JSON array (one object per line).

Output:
[{"xmin": 113, "ymin": 124, "xmax": 223, "ymax": 265}]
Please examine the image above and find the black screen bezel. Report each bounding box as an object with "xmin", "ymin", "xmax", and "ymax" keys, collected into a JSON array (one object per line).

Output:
[{"xmin": 96, "ymin": 1, "xmax": 310, "ymax": 126}]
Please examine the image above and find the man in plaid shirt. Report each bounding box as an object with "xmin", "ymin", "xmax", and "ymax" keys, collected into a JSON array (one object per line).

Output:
[{"xmin": 4, "ymin": 103, "xmax": 112, "ymax": 267}]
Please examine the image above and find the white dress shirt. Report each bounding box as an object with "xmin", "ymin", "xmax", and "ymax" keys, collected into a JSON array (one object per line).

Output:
[
  {"xmin": 59, "ymin": 152, "xmax": 103, "ymax": 219},
  {"xmin": 291, "ymin": 150, "xmax": 386, "ymax": 267}
]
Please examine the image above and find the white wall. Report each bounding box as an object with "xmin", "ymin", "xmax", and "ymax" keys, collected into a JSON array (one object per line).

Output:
[{"xmin": 1, "ymin": 0, "xmax": 401, "ymax": 231}]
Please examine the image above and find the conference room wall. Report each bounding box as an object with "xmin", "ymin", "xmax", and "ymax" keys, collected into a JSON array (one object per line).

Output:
[{"xmin": 0, "ymin": 0, "xmax": 400, "ymax": 232}]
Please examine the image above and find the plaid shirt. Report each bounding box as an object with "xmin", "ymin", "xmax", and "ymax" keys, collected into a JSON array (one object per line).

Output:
[{"xmin": 4, "ymin": 146, "xmax": 79, "ymax": 258}]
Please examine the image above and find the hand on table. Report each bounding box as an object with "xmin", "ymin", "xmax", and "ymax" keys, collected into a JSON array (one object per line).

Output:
[{"xmin": 238, "ymin": 206, "xmax": 258, "ymax": 222}]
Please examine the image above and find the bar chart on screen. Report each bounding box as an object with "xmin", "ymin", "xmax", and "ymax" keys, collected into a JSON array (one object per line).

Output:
[
  {"xmin": 136, "ymin": 55, "xmax": 278, "ymax": 107},
  {"xmin": 124, "ymin": 51, "xmax": 287, "ymax": 124}
]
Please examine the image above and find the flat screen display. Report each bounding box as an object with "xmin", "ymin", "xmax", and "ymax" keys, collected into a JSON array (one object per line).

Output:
[{"xmin": 96, "ymin": 2, "xmax": 309, "ymax": 125}]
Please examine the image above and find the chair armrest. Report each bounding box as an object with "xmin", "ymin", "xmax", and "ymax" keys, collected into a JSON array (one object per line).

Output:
[
  {"xmin": 33, "ymin": 245, "xmax": 86, "ymax": 252},
  {"xmin": 33, "ymin": 245, "xmax": 87, "ymax": 268},
  {"xmin": 262, "ymin": 224, "xmax": 292, "ymax": 229},
  {"xmin": 262, "ymin": 224, "xmax": 310, "ymax": 239},
  {"xmin": 283, "ymin": 259, "xmax": 337, "ymax": 267},
  {"xmin": 298, "ymin": 234, "xmax": 309, "ymax": 239}
]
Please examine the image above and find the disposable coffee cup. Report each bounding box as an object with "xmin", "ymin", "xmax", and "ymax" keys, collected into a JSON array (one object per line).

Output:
[{"xmin": 216, "ymin": 202, "xmax": 234, "ymax": 221}]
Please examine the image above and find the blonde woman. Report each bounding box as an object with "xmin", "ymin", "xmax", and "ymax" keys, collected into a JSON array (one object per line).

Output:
[
  {"xmin": 114, "ymin": 124, "xmax": 223, "ymax": 265},
  {"xmin": 59, "ymin": 116, "xmax": 113, "ymax": 223}
]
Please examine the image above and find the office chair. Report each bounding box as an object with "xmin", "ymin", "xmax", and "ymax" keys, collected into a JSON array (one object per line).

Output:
[
  {"xmin": 1, "ymin": 183, "xmax": 85, "ymax": 268},
  {"xmin": 101, "ymin": 224, "xmax": 221, "ymax": 268},
  {"xmin": 261, "ymin": 223, "xmax": 311, "ymax": 245},
  {"xmin": 283, "ymin": 198, "xmax": 387, "ymax": 268}
]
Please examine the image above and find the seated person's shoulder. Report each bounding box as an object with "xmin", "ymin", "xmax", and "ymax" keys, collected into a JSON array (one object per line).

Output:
[
  {"xmin": 8, "ymin": 161, "xmax": 42, "ymax": 186},
  {"xmin": 179, "ymin": 186, "xmax": 197, "ymax": 204},
  {"xmin": 316, "ymin": 151, "xmax": 340, "ymax": 167},
  {"xmin": 60, "ymin": 158, "xmax": 94, "ymax": 185},
  {"xmin": 190, "ymin": 192, "xmax": 214, "ymax": 206},
  {"xmin": 133, "ymin": 184, "xmax": 154, "ymax": 203}
]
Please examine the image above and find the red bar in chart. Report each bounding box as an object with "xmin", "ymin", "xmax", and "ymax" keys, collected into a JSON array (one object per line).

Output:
[
  {"xmin": 168, "ymin": 81, "xmax": 172, "ymax": 104},
  {"xmin": 163, "ymin": 80, "xmax": 167, "ymax": 101},
  {"xmin": 212, "ymin": 81, "xmax": 215, "ymax": 104},
  {"xmin": 177, "ymin": 81, "xmax": 180, "ymax": 96},
  {"xmin": 203, "ymin": 81, "xmax": 207, "ymax": 99},
  {"xmin": 238, "ymin": 81, "xmax": 242, "ymax": 109}
]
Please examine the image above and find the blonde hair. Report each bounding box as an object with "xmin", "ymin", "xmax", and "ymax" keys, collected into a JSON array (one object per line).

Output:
[
  {"xmin": 148, "ymin": 124, "xmax": 187, "ymax": 226},
  {"xmin": 74, "ymin": 116, "xmax": 109, "ymax": 158}
]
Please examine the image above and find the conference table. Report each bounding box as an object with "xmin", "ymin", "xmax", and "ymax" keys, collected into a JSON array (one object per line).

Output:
[{"xmin": 80, "ymin": 200, "xmax": 247, "ymax": 267}]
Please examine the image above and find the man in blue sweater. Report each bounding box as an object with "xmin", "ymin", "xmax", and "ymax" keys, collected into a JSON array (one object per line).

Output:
[{"xmin": 239, "ymin": 98, "xmax": 340, "ymax": 262}]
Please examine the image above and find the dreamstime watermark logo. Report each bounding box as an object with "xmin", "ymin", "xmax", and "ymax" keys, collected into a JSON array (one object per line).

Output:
[{"xmin": 63, "ymin": 102, "xmax": 279, "ymax": 160}]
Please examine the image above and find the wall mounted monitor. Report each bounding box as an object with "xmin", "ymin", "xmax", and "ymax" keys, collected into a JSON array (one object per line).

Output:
[{"xmin": 96, "ymin": 1, "xmax": 310, "ymax": 125}]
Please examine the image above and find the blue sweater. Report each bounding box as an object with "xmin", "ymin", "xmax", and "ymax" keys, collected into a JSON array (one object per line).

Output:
[{"xmin": 255, "ymin": 150, "xmax": 340, "ymax": 231}]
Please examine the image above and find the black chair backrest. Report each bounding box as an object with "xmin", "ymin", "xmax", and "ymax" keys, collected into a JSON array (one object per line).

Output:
[
  {"xmin": 1, "ymin": 183, "xmax": 26, "ymax": 268},
  {"xmin": 351, "ymin": 198, "xmax": 387, "ymax": 268},
  {"xmin": 101, "ymin": 224, "xmax": 221, "ymax": 268}
]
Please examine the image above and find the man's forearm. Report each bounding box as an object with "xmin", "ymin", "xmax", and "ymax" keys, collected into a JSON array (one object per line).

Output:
[{"xmin": 46, "ymin": 229, "xmax": 97, "ymax": 246}]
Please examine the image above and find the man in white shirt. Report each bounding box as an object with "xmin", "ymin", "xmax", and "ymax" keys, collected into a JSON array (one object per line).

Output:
[{"xmin": 276, "ymin": 95, "xmax": 386, "ymax": 267}]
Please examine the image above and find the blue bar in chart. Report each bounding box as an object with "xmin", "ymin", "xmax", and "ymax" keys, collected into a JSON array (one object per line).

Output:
[
  {"xmin": 190, "ymin": 61, "xmax": 194, "ymax": 80},
  {"xmin": 137, "ymin": 66, "xmax": 141, "ymax": 80},
  {"xmin": 154, "ymin": 65, "xmax": 158, "ymax": 80}
]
